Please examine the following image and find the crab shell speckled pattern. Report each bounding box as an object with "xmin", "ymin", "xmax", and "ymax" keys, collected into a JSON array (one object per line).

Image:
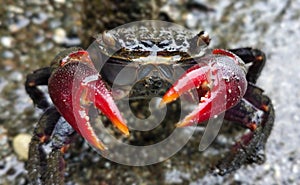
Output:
[{"xmin": 95, "ymin": 22, "xmax": 210, "ymax": 62}]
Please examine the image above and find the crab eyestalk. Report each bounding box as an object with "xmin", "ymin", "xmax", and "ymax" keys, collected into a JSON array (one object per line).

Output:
[
  {"xmin": 161, "ymin": 49, "xmax": 247, "ymax": 127},
  {"xmin": 48, "ymin": 49, "xmax": 129, "ymax": 151}
]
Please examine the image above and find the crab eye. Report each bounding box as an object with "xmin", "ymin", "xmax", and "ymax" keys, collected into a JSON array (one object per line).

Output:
[
  {"xmin": 101, "ymin": 61, "xmax": 138, "ymax": 86},
  {"xmin": 141, "ymin": 40, "xmax": 154, "ymax": 48},
  {"xmin": 157, "ymin": 64, "xmax": 174, "ymax": 79},
  {"xmin": 187, "ymin": 31, "xmax": 210, "ymax": 55},
  {"xmin": 197, "ymin": 31, "xmax": 210, "ymax": 46},
  {"xmin": 102, "ymin": 31, "xmax": 116, "ymax": 48},
  {"xmin": 158, "ymin": 40, "xmax": 171, "ymax": 48},
  {"xmin": 138, "ymin": 64, "xmax": 156, "ymax": 79},
  {"xmin": 137, "ymin": 64, "xmax": 176, "ymax": 82}
]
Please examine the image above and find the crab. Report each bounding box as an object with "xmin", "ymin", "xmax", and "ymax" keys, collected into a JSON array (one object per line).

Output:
[{"xmin": 25, "ymin": 22, "xmax": 274, "ymax": 184}]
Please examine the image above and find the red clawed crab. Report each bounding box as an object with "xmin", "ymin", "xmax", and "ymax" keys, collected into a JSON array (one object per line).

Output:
[{"xmin": 25, "ymin": 22, "xmax": 274, "ymax": 184}]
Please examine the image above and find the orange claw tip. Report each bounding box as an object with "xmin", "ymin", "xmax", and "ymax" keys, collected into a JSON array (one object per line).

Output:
[
  {"xmin": 175, "ymin": 120, "xmax": 191, "ymax": 128},
  {"xmin": 81, "ymin": 125, "xmax": 108, "ymax": 150},
  {"xmin": 91, "ymin": 139, "xmax": 108, "ymax": 151},
  {"xmin": 175, "ymin": 116, "xmax": 194, "ymax": 128},
  {"xmin": 111, "ymin": 117, "xmax": 130, "ymax": 136},
  {"xmin": 159, "ymin": 89, "xmax": 180, "ymax": 108}
]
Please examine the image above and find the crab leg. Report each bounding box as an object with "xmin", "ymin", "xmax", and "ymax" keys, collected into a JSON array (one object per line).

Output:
[
  {"xmin": 161, "ymin": 49, "xmax": 248, "ymax": 127},
  {"xmin": 49, "ymin": 49, "xmax": 128, "ymax": 151}
]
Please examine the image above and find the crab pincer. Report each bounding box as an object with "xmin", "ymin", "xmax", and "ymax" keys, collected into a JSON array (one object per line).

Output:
[
  {"xmin": 48, "ymin": 49, "xmax": 129, "ymax": 151},
  {"xmin": 160, "ymin": 49, "xmax": 248, "ymax": 127}
]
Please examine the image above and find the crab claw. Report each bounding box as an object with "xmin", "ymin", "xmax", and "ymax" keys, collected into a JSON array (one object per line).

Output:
[
  {"xmin": 48, "ymin": 49, "xmax": 128, "ymax": 151},
  {"xmin": 161, "ymin": 49, "xmax": 248, "ymax": 127}
]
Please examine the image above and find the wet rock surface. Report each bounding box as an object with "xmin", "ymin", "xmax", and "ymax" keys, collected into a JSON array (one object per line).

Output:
[{"xmin": 0, "ymin": 0, "xmax": 299, "ymax": 184}]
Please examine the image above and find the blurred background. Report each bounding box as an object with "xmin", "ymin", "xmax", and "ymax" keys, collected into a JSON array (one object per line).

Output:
[{"xmin": 0, "ymin": 0, "xmax": 299, "ymax": 184}]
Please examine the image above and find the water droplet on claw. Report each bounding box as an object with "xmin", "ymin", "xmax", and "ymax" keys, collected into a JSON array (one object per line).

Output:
[{"xmin": 222, "ymin": 76, "xmax": 230, "ymax": 82}]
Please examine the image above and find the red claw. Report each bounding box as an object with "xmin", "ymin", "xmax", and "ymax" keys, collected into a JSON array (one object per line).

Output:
[
  {"xmin": 161, "ymin": 49, "xmax": 247, "ymax": 127},
  {"xmin": 49, "ymin": 49, "xmax": 128, "ymax": 151}
]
